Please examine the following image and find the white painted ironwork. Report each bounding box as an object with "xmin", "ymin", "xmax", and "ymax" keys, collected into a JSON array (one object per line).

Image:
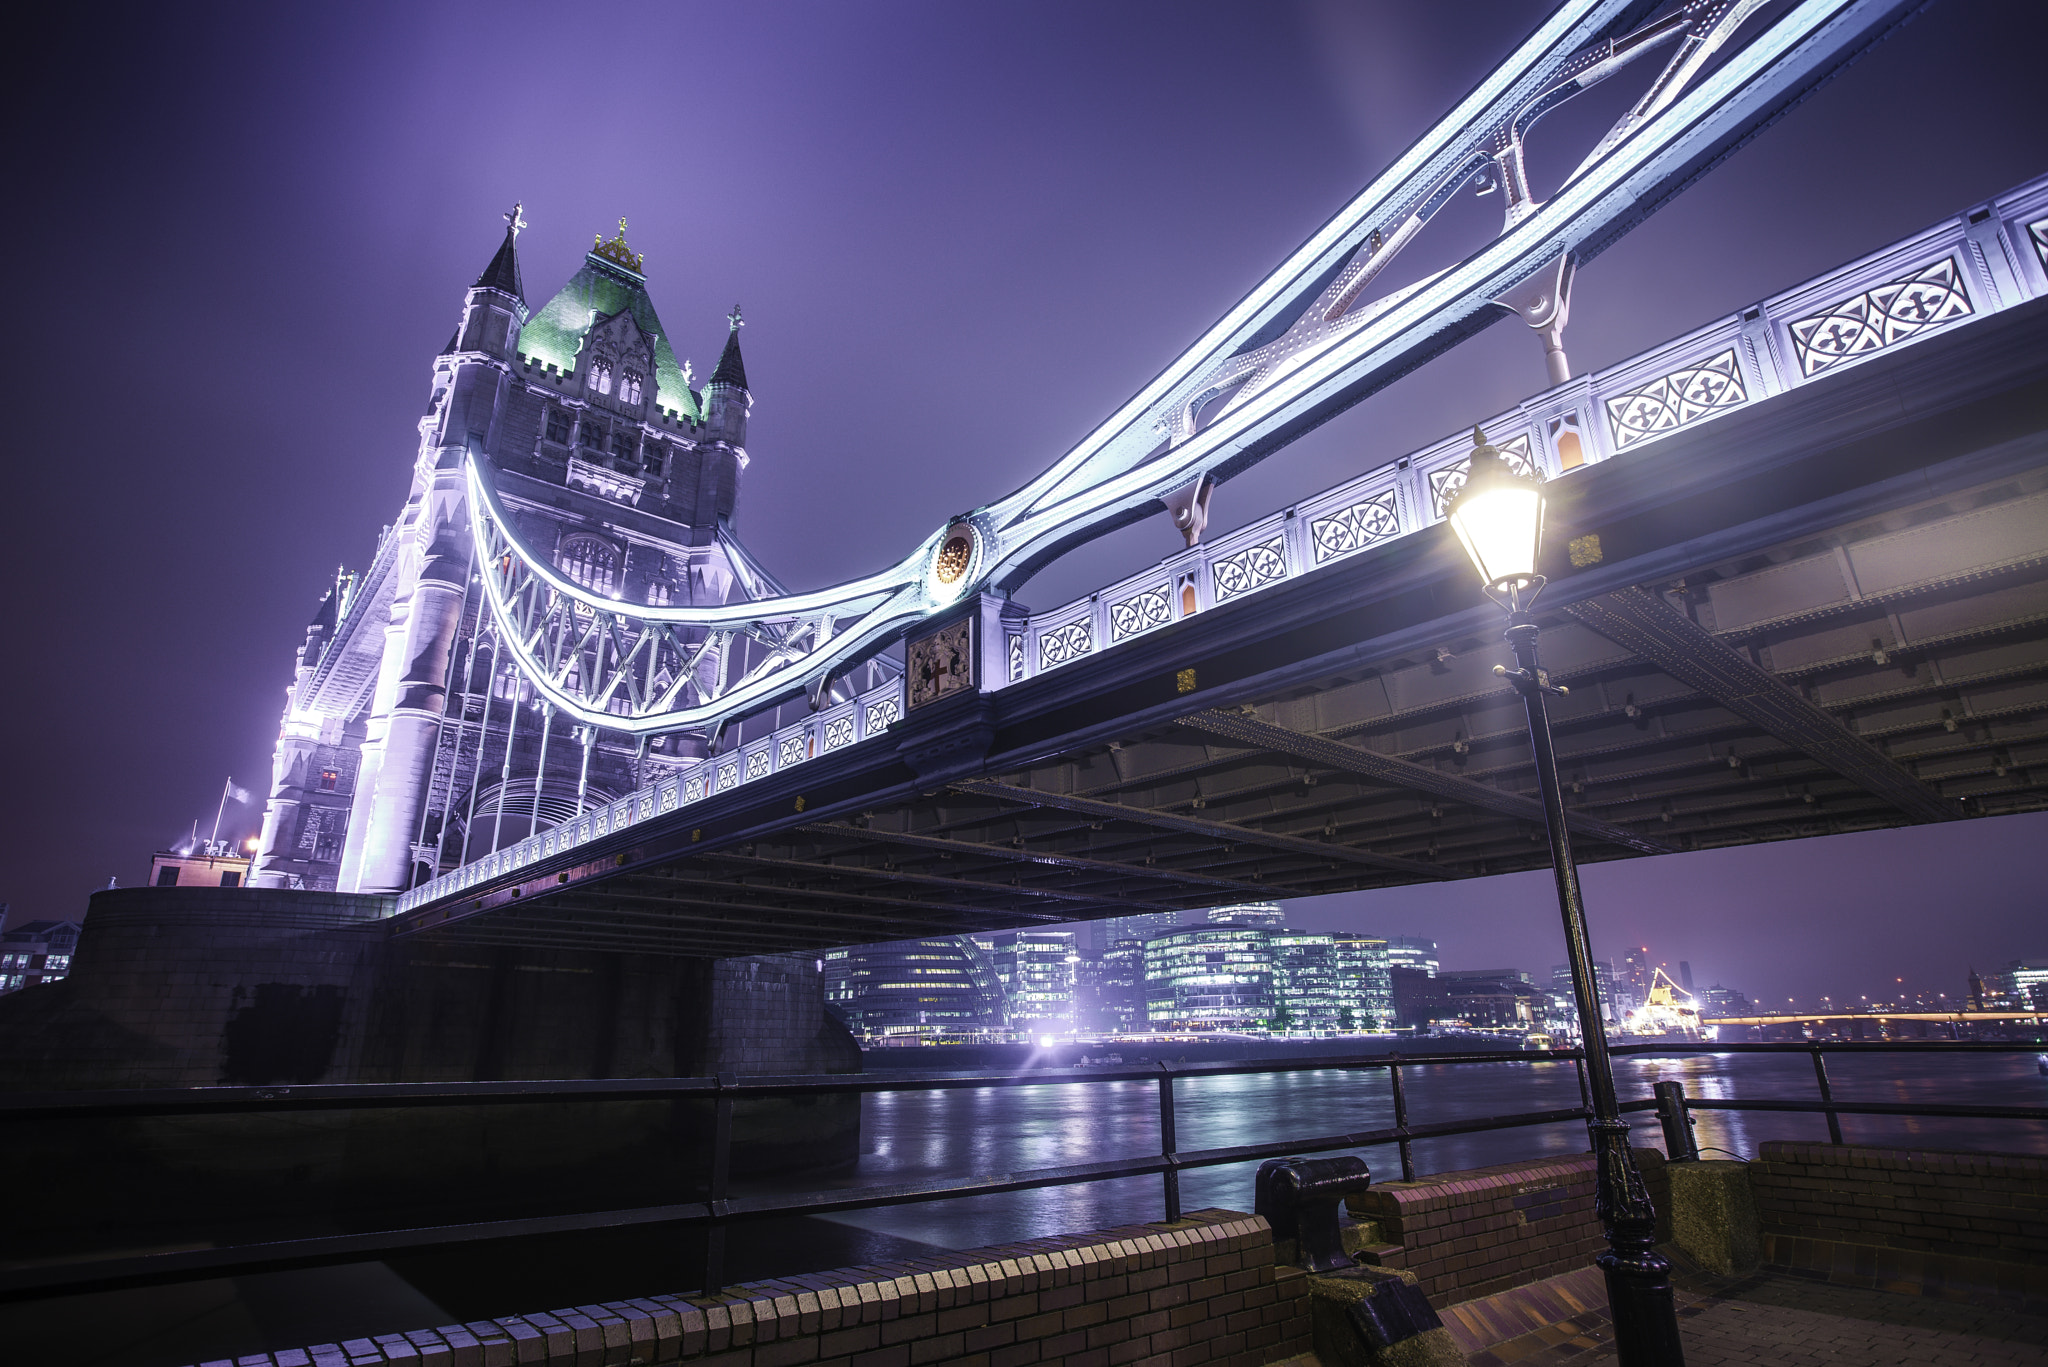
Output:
[
  {"xmin": 1109, "ymin": 586, "xmax": 1173, "ymax": 642},
  {"xmin": 1429, "ymin": 435, "xmax": 1535, "ymax": 518},
  {"xmin": 1603, "ymin": 350, "xmax": 1747, "ymax": 448},
  {"xmin": 1037, "ymin": 619, "xmax": 1093, "ymax": 671},
  {"xmin": 1211, "ymin": 536, "xmax": 1290, "ymax": 603},
  {"xmin": 465, "ymin": 0, "xmax": 1912, "ymax": 741},
  {"xmin": 1787, "ymin": 257, "xmax": 1973, "ymax": 377},
  {"xmin": 1308, "ymin": 490, "xmax": 1401, "ymax": 564},
  {"xmin": 397, "ymin": 65, "xmax": 2048, "ymax": 920}
]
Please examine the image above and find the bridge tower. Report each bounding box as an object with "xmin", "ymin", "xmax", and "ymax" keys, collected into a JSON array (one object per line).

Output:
[
  {"xmin": 252, "ymin": 212, "xmax": 776, "ymax": 892},
  {"xmin": 335, "ymin": 213, "xmax": 530, "ymax": 894}
]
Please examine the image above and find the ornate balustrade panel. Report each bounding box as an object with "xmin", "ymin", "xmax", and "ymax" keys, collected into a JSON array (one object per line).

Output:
[{"xmin": 396, "ymin": 175, "xmax": 2047, "ymax": 916}]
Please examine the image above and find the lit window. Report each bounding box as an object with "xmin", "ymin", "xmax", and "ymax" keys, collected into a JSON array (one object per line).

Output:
[
  {"xmin": 588, "ymin": 353, "xmax": 614, "ymax": 395},
  {"xmin": 647, "ymin": 580, "xmax": 672, "ymax": 607},
  {"xmin": 621, "ymin": 371, "xmax": 644, "ymax": 405},
  {"xmin": 319, "ymin": 769, "xmax": 338, "ymax": 792}
]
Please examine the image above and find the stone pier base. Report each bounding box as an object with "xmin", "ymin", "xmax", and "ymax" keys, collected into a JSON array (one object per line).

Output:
[{"xmin": 0, "ymin": 887, "xmax": 861, "ymax": 1249}]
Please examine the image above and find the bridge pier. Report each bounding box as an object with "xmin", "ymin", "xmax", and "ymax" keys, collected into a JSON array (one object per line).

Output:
[{"xmin": 0, "ymin": 887, "xmax": 860, "ymax": 1244}]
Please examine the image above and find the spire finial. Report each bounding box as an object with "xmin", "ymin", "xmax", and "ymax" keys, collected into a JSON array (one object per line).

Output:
[
  {"xmin": 505, "ymin": 201, "xmax": 527, "ymax": 237},
  {"xmin": 728, "ymin": 304, "xmax": 745, "ymax": 331},
  {"xmin": 591, "ymin": 218, "xmax": 645, "ymax": 272}
]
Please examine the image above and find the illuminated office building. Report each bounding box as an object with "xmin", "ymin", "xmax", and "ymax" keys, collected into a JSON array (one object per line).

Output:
[
  {"xmin": 2007, "ymin": 959, "xmax": 2048, "ymax": 1010},
  {"xmin": 1331, "ymin": 934, "xmax": 1393, "ymax": 1031},
  {"xmin": 1271, "ymin": 932, "xmax": 1344, "ymax": 1032},
  {"xmin": 1145, "ymin": 926, "xmax": 1274, "ymax": 1031},
  {"xmin": 822, "ymin": 938, "xmax": 1008, "ymax": 1042},
  {"xmin": 1207, "ymin": 903, "xmax": 1285, "ymax": 928},
  {"xmin": 1383, "ymin": 935, "xmax": 1439, "ymax": 978},
  {"xmin": 1093, "ymin": 939, "xmax": 1148, "ymax": 1035},
  {"xmin": 1100, "ymin": 912, "xmax": 1182, "ymax": 948},
  {"xmin": 987, "ymin": 930, "xmax": 1079, "ymax": 1037}
]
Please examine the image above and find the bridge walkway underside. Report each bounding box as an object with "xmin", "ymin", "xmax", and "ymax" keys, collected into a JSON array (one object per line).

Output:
[{"xmin": 393, "ymin": 295, "xmax": 2048, "ymax": 957}]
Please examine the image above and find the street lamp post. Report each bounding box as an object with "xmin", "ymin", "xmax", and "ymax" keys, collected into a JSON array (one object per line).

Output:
[{"xmin": 1446, "ymin": 428, "xmax": 1685, "ymax": 1366}]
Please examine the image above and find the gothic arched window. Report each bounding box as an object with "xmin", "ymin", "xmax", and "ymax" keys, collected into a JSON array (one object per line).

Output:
[
  {"xmin": 621, "ymin": 370, "xmax": 644, "ymax": 405},
  {"xmin": 558, "ymin": 535, "xmax": 618, "ymax": 596},
  {"xmin": 587, "ymin": 350, "xmax": 615, "ymax": 396},
  {"xmin": 647, "ymin": 579, "xmax": 672, "ymax": 607}
]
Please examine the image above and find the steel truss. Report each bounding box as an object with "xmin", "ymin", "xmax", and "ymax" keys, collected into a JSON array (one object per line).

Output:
[{"xmin": 472, "ymin": 0, "xmax": 1922, "ymax": 737}]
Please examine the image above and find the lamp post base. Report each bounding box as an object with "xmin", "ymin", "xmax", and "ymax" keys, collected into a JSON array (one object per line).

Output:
[{"xmin": 1590, "ymin": 1117, "xmax": 1685, "ymax": 1364}]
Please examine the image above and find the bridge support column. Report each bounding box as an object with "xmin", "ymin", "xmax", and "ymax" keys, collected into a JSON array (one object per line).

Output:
[{"xmin": 347, "ymin": 475, "xmax": 472, "ymax": 892}]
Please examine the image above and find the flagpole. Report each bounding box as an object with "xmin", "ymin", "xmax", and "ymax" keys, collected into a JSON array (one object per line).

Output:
[{"xmin": 210, "ymin": 779, "xmax": 232, "ymax": 848}]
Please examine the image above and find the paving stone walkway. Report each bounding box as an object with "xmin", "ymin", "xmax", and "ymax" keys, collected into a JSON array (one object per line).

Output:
[{"xmin": 1576, "ymin": 1271, "xmax": 2048, "ymax": 1367}]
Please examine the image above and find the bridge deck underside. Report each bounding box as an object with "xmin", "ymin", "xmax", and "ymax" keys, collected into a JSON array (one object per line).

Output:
[{"xmin": 399, "ymin": 298, "xmax": 2048, "ymax": 958}]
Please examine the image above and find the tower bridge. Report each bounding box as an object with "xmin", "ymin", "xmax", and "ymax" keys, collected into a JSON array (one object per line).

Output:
[
  {"xmin": 235, "ymin": 0, "xmax": 2048, "ymax": 957},
  {"xmin": 390, "ymin": 167, "xmax": 2048, "ymax": 956}
]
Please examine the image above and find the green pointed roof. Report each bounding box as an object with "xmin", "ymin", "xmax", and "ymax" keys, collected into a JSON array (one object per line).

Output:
[{"xmin": 518, "ymin": 253, "xmax": 701, "ymax": 422}]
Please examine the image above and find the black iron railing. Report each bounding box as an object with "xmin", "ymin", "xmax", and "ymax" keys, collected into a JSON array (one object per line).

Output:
[
  {"xmin": 1615, "ymin": 1039, "xmax": 2048, "ymax": 1157},
  {"xmin": 2, "ymin": 1039, "xmax": 2041, "ymax": 1303}
]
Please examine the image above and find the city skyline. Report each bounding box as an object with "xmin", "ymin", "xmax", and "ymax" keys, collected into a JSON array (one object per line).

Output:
[
  {"xmin": 819, "ymin": 897, "xmax": 2043, "ymax": 1044},
  {"xmin": 3, "ymin": 2, "xmax": 2044, "ymax": 976}
]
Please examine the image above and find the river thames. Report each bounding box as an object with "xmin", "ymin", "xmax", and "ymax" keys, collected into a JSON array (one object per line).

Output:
[{"xmin": 799, "ymin": 1047, "xmax": 2048, "ymax": 1251}]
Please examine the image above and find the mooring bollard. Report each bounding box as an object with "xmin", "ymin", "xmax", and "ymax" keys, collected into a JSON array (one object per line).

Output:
[
  {"xmin": 1258, "ymin": 1156, "xmax": 1464, "ymax": 1366},
  {"xmin": 1655, "ymin": 1079, "xmax": 1700, "ymax": 1162},
  {"xmin": 1255, "ymin": 1155, "xmax": 1372, "ymax": 1272}
]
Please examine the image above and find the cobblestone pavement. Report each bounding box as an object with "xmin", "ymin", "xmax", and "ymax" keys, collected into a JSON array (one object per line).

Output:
[{"xmin": 1577, "ymin": 1272, "xmax": 2048, "ymax": 1366}]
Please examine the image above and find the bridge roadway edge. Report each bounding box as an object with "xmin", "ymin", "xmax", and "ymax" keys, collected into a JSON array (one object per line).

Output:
[{"xmin": 398, "ymin": 289, "xmax": 2048, "ymax": 952}]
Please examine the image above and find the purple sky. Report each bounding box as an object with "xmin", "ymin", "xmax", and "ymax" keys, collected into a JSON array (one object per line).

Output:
[{"xmin": 3, "ymin": 2, "xmax": 2041, "ymax": 998}]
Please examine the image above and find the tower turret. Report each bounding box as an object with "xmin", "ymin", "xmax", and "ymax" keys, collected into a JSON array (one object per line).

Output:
[
  {"xmin": 456, "ymin": 204, "xmax": 529, "ymax": 360},
  {"xmin": 702, "ymin": 304, "xmax": 751, "ymax": 449},
  {"xmin": 691, "ymin": 305, "xmax": 752, "ymax": 525}
]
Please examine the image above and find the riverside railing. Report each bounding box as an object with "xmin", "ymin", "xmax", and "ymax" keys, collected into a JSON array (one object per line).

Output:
[{"xmin": 3, "ymin": 1040, "xmax": 2042, "ymax": 1303}]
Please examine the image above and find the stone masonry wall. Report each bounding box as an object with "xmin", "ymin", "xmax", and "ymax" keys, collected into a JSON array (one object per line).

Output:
[
  {"xmin": 1344, "ymin": 1153, "xmax": 1622, "ymax": 1304},
  {"xmin": 0, "ymin": 888, "xmax": 859, "ymax": 1091},
  {"xmin": 0, "ymin": 887, "xmax": 389, "ymax": 1089},
  {"xmin": 0, "ymin": 889, "xmax": 862, "ymax": 1252},
  {"xmin": 1750, "ymin": 1141, "xmax": 2048, "ymax": 1265},
  {"xmin": 185, "ymin": 1208, "xmax": 1310, "ymax": 1367}
]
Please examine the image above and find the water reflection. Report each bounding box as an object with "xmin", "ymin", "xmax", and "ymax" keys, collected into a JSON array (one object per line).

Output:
[{"xmin": 790, "ymin": 1052, "xmax": 2048, "ymax": 1252}]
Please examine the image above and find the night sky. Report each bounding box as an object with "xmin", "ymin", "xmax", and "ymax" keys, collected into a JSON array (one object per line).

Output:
[{"xmin": 3, "ymin": 2, "xmax": 2041, "ymax": 1005}]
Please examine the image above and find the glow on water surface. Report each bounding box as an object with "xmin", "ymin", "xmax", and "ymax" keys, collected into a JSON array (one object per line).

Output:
[{"xmin": 765, "ymin": 1054, "xmax": 2048, "ymax": 1252}]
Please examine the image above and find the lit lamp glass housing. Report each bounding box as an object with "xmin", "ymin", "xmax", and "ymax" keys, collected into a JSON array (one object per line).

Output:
[{"xmin": 1445, "ymin": 427, "xmax": 1545, "ymax": 605}]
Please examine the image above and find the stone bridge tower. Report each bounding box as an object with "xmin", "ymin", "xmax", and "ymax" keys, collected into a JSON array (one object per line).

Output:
[{"xmin": 253, "ymin": 212, "xmax": 771, "ymax": 893}]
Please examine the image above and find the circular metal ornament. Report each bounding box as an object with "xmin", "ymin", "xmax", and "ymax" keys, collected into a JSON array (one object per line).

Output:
[
  {"xmin": 936, "ymin": 531, "xmax": 973, "ymax": 585},
  {"xmin": 925, "ymin": 518, "xmax": 984, "ymax": 605}
]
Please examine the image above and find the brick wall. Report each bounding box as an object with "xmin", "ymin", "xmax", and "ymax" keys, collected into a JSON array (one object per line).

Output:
[
  {"xmin": 1751, "ymin": 1141, "xmax": 2048, "ymax": 1265},
  {"xmin": 189, "ymin": 1208, "xmax": 1311, "ymax": 1367},
  {"xmin": 1344, "ymin": 1153, "xmax": 1623, "ymax": 1304}
]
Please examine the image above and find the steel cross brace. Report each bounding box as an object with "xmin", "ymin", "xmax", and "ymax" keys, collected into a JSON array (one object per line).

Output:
[
  {"xmin": 469, "ymin": 0, "xmax": 1927, "ymax": 737},
  {"xmin": 950, "ymin": 778, "xmax": 1448, "ymax": 879},
  {"xmin": 1176, "ymin": 708, "xmax": 1677, "ymax": 855},
  {"xmin": 1565, "ymin": 587, "xmax": 1960, "ymax": 823}
]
